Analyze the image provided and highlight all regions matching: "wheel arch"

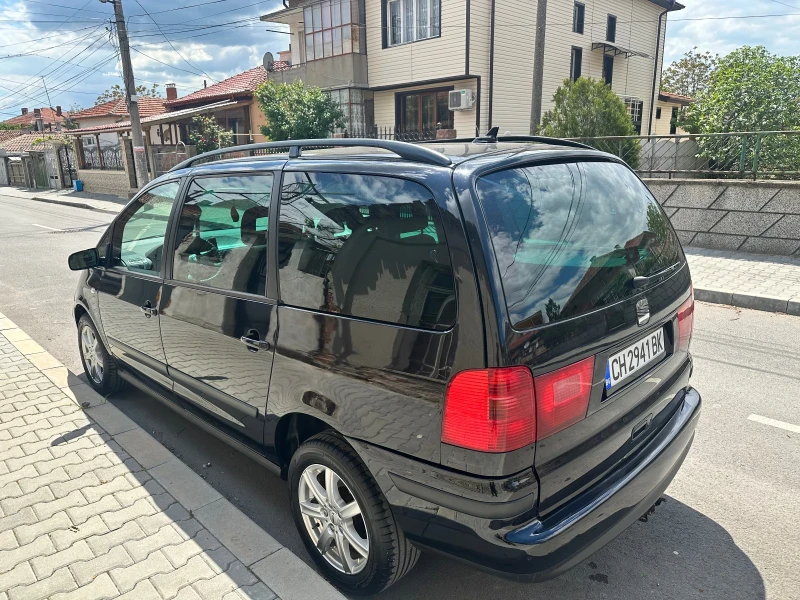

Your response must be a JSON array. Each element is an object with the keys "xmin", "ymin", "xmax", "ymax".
[{"xmin": 274, "ymin": 411, "xmax": 341, "ymax": 476}]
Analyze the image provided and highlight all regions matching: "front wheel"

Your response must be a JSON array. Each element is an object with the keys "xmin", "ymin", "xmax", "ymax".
[
  {"xmin": 77, "ymin": 314, "xmax": 125, "ymax": 395},
  {"xmin": 288, "ymin": 433, "xmax": 420, "ymax": 595}
]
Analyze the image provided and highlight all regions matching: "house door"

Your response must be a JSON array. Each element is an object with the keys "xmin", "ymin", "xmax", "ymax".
[{"xmin": 31, "ymin": 154, "xmax": 48, "ymax": 189}]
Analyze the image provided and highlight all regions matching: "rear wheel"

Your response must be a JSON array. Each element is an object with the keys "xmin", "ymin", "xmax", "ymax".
[
  {"xmin": 288, "ymin": 433, "xmax": 420, "ymax": 595},
  {"xmin": 77, "ymin": 314, "xmax": 125, "ymax": 395}
]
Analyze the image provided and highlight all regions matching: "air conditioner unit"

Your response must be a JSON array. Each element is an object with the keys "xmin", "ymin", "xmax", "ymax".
[{"xmin": 449, "ymin": 89, "xmax": 475, "ymax": 111}]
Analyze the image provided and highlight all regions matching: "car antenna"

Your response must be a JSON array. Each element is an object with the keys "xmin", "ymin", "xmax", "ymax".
[{"xmin": 473, "ymin": 126, "xmax": 499, "ymax": 144}]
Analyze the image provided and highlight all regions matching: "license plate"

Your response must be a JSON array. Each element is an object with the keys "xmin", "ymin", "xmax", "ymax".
[{"xmin": 605, "ymin": 329, "xmax": 665, "ymax": 392}]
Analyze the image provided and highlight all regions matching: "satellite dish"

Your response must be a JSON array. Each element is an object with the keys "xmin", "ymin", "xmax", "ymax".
[{"xmin": 263, "ymin": 52, "xmax": 275, "ymax": 71}]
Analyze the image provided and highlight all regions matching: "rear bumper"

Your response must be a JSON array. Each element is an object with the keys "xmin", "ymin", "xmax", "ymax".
[{"xmin": 348, "ymin": 386, "xmax": 701, "ymax": 581}]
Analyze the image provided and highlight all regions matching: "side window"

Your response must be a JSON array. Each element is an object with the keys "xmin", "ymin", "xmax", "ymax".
[
  {"xmin": 172, "ymin": 174, "xmax": 273, "ymax": 296},
  {"xmin": 96, "ymin": 228, "xmax": 112, "ymax": 263},
  {"xmin": 277, "ymin": 172, "xmax": 455, "ymax": 330},
  {"xmin": 112, "ymin": 181, "xmax": 181, "ymax": 275}
]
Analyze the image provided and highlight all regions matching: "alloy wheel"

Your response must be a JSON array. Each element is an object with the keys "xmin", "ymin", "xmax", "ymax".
[
  {"xmin": 80, "ymin": 325, "xmax": 103, "ymax": 385},
  {"xmin": 297, "ymin": 463, "xmax": 370, "ymax": 575}
]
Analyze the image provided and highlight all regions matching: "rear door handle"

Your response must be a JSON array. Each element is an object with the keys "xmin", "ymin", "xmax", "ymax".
[
  {"xmin": 240, "ymin": 335, "xmax": 271, "ymax": 352},
  {"xmin": 140, "ymin": 301, "xmax": 158, "ymax": 318}
]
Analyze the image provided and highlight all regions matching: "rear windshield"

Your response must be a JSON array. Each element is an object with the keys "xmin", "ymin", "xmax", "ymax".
[{"xmin": 476, "ymin": 160, "xmax": 682, "ymax": 329}]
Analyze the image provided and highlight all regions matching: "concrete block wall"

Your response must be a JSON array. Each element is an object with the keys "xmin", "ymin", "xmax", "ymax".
[
  {"xmin": 645, "ymin": 179, "xmax": 800, "ymax": 256},
  {"xmin": 76, "ymin": 169, "xmax": 136, "ymax": 198}
]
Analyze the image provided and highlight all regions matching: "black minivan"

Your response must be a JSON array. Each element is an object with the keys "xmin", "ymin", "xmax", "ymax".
[{"xmin": 69, "ymin": 136, "xmax": 700, "ymax": 595}]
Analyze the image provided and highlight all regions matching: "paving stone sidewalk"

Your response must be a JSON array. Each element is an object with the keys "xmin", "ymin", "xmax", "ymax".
[
  {"xmin": 685, "ymin": 248, "xmax": 800, "ymax": 315},
  {"xmin": 0, "ymin": 314, "xmax": 345, "ymax": 600},
  {"xmin": 0, "ymin": 187, "xmax": 126, "ymax": 215}
]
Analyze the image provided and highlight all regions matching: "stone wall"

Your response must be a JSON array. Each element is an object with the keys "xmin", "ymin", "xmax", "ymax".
[
  {"xmin": 76, "ymin": 169, "xmax": 135, "ymax": 198},
  {"xmin": 645, "ymin": 179, "xmax": 800, "ymax": 256}
]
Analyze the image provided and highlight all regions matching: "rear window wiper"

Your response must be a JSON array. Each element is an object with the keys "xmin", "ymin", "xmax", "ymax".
[{"xmin": 632, "ymin": 262, "xmax": 680, "ymax": 289}]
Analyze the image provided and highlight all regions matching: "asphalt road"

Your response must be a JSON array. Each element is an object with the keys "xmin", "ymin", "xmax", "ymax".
[{"xmin": 2, "ymin": 191, "xmax": 798, "ymax": 600}]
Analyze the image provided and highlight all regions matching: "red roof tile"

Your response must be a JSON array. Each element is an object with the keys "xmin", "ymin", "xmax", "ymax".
[
  {"xmin": 0, "ymin": 130, "xmax": 23, "ymax": 144},
  {"xmin": 70, "ymin": 97, "xmax": 167, "ymax": 121},
  {"xmin": 659, "ymin": 91, "xmax": 695, "ymax": 103},
  {"xmin": 1, "ymin": 107, "xmax": 68, "ymax": 127},
  {"xmin": 166, "ymin": 66, "xmax": 268, "ymax": 107},
  {"xmin": 0, "ymin": 132, "xmax": 63, "ymax": 153}
]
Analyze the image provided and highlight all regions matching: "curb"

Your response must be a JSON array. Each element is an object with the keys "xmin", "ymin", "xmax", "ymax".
[
  {"xmin": 0, "ymin": 314, "xmax": 346, "ymax": 600},
  {"xmin": 695, "ymin": 287, "xmax": 800, "ymax": 316},
  {"xmin": 30, "ymin": 195, "xmax": 122, "ymax": 215}
]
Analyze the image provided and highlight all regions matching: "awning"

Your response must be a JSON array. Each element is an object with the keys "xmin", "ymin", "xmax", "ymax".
[
  {"xmin": 592, "ymin": 42, "xmax": 652, "ymax": 60},
  {"xmin": 67, "ymin": 100, "xmax": 241, "ymax": 135},
  {"xmin": 259, "ymin": 6, "xmax": 302, "ymax": 25}
]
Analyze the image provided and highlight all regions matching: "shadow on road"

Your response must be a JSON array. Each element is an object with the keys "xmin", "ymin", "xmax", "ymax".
[
  {"xmin": 102, "ymin": 385, "xmax": 765, "ymax": 600},
  {"xmin": 380, "ymin": 496, "xmax": 765, "ymax": 600}
]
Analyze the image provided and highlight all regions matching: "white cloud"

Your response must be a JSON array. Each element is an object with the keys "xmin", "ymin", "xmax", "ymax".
[{"xmin": 664, "ymin": 0, "xmax": 800, "ymax": 63}]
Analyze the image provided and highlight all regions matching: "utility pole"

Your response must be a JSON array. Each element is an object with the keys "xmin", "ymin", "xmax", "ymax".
[
  {"xmin": 101, "ymin": 0, "xmax": 149, "ymax": 187},
  {"xmin": 529, "ymin": 0, "xmax": 547, "ymax": 134}
]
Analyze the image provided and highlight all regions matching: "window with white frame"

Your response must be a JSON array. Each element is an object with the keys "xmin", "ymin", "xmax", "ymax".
[{"xmin": 386, "ymin": 0, "xmax": 441, "ymax": 47}]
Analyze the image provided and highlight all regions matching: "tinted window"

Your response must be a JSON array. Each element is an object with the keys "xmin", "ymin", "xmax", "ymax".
[
  {"xmin": 172, "ymin": 175, "xmax": 273, "ymax": 296},
  {"xmin": 112, "ymin": 181, "xmax": 180, "ymax": 275},
  {"xmin": 277, "ymin": 172, "xmax": 455, "ymax": 329},
  {"xmin": 476, "ymin": 161, "xmax": 682, "ymax": 329}
]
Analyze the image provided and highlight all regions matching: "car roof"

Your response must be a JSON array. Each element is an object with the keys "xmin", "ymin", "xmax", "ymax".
[{"xmin": 164, "ymin": 139, "xmax": 616, "ymax": 181}]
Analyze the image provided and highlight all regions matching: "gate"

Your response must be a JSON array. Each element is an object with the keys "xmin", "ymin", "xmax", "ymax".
[
  {"xmin": 151, "ymin": 143, "xmax": 192, "ymax": 178},
  {"xmin": 58, "ymin": 146, "xmax": 75, "ymax": 187},
  {"xmin": 8, "ymin": 160, "xmax": 26, "ymax": 186},
  {"xmin": 31, "ymin": 153, "xmax": 48, "ymax": 189}
]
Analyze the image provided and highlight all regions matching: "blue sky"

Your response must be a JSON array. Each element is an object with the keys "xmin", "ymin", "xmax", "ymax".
[{"xmin": 0, "ymin": 0, "xmax": 798, "ymax": 120}]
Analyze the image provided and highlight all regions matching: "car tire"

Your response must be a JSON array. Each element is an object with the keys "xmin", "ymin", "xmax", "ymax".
[
  {"xmin": 77, "ymin": 314, "xmax": 126, "ymax": 395},
  {"xmin": 289, "ymin": 432, "xmax": 420, "ymax": 595}
]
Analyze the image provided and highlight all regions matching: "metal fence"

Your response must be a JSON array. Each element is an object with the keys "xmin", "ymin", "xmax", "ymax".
[
  {"xmin": 345, "ymin": 127, "xmax": 443, "ymax": 141},
  {"xmin": 568, "ymin": 131, "xmax": 800, "ymax": 180},
  {"xmin": 82, "ymin": 146, "xmax": 124, "ymax": 171}
]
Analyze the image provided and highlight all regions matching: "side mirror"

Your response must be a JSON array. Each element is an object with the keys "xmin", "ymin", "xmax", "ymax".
[{"xmin": 68, "ymin": 248, "xmax": 100, "ymax": 271}]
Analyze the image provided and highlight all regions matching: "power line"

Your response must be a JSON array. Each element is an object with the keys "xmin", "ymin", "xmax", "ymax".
[
  {"xmin": 128, "ymin": 0, "xmax": 237, "ymax": 17},
  {"xmin": 24, "ymin": 0, "xmax": 108, "ymax": 15},
  {"xmin": 0, "ymin": 25, "xmax": 105, "ymax": 49},
  {"xmin": 132, "ymin": 0, "xmax": 219, "ymax": 83},
  {"xmin": 129, "ymin": 46, "xmax": 208, "ymax": 77}
]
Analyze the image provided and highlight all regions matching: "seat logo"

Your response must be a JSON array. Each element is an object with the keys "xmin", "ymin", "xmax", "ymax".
[{"xmin": 636, "ymin": 298, "xmax": 650, "ymax": 327}]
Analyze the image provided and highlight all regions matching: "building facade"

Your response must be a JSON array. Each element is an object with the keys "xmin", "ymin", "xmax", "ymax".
[{"xmin": 262, "ymin": 0, "xmax": 683, "ymax": 138}]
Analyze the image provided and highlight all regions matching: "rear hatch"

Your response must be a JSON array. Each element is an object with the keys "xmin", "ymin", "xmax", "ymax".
[{"xmin": 474, "ymin": 158, "xmax": 693, "ymax": 516}]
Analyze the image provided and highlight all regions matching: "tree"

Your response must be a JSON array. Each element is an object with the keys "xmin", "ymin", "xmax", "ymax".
[
  {"xmin": 0, "ymin": 123, "xmax": 21, "ymax": 131},
  {"xmin": 95, "ymin": 83, "xmax": 161, "ymax": 105},
  {"xmin": 684, "ymin": 46, "xmax": 800, "ymax": 174},
  {"xmin": 540, "ymin": 77, "xmax": 640, "ymax": 168},
  {"xmin": 187, "ymin": 115, "xmax": 233, "ymax": 154},
  {"xmin": 254, "ymin": 80, "xmax": 345, "ymax": 141},
  {"xmin": 661, "ymin": 47, "xmax": 719, "ymax": 98}
]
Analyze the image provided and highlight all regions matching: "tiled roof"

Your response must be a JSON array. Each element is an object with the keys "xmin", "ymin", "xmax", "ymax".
[
  {"xmin": 1, "ymin": 107, "xmax": 68, "ymax": 127},
  {"xmin": 0, "ymin": 133, "xmax": 62, "ymax": 153},
  {"xmin": 68, "ymin": 100, "xmax": 239, "ymax": 134},
  {"xmin": 166, "ymin": 66, "xmax": 268, "ymax": 107},
  {"xmin": 0, "ymin": 131, "xmax": 23, "ymax": 144},
  {"xmin": 70, "ymin": 97, "xmax": 167, "ymax": 120},
  {"xmin": 659, "ymin": 91, "xmax": 695, "ymax": 103}
]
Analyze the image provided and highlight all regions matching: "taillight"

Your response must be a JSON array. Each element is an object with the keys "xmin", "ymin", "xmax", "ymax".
[
  {"xmin": 442, "ymin": 367, "xmax": 535, "ymax": 453},
  {"xmin": 533, "ymin": 356, "xmax": 595, "ymax": 440},
  {"xmin": 441, "ymin": 357, "xmax": 596, "ymax": 452},
  {"xmin": 678, "ymin": 284, "xmax": 694, "ymax": 351}
]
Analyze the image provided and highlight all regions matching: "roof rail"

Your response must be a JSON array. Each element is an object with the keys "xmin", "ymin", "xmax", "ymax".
[
  {"xmin": 169, "ymin": 138, "xmax": 453, "ymax": 172},
  {"xmin": 491, "ymin": 136, "xmax": 594, "ymax": 150},
  {"xmin": 421, "ymin": 133, "xmax": 594, "ymax": 150}
]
